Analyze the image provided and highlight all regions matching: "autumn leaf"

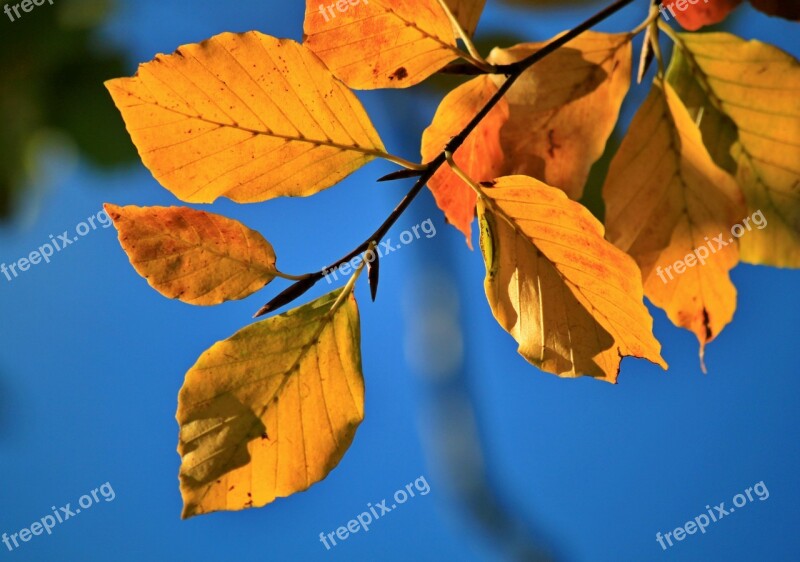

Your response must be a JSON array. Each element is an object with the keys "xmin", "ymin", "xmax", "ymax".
[
  {"xmin": 674, "ymin": 32, "xmax": 800, "ymax": 268},
  {"xmin": 667, "ymin": 0, "xmax": 743, "ymax": 31},
  {"xmin": 477, "ymin": 175, "xmax": 666, "ymax": 382},
  {"xmin": 177, "ymin": 289, "xmax": 364, "ymax": 518},
  {"xmin": 303, "ymin": 0, "xmax": 462, "ymax": 89},
  {"xmin": 106, "ymin": 32, "xmax": 386, "ymax": 204},
  {"xmin": 486, "ymin": 32, "xmax": 632, "ymax": 200},
  {"xmin": 665, "ymin": 46, "xmax": 739, "ymax": 174},
  {"xmin": 105, "ymin": 204, "xmax": 283, "ymax": 305},
  {"xmin": 421, "ymin": 75, "xmax": 508, "ymax": 246},
  {"xmin": 603, "ymin": 81, "xmax": 745, "ymax": 364}
]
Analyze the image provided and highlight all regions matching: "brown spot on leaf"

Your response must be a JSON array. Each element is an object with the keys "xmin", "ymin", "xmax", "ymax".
[
  {"xmin": 702, "ymin": 308, "xmax": 713, "ymax": 340},
  {"xmin": 389, "ymin": 67, "xmax": 408, "ymax": 81},
  {"xmin": 547, "ymin": 129, "xmax": 561, "ymax": 158}
]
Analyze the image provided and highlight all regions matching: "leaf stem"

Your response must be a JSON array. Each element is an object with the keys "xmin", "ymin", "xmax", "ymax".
[
  {"xmin": 631, "ymin": 3, "xmax": 660, "ymax": 36},
  {"xmin": 329, "ymin": 242, "xmax": 373, "ymax": 313},
  {"xmin": 435, "ymin": 0, "xmax": 489, "ymax": 67},
  {"xmin": 371, "ymin": 151, "xmax": 427, "ymax": 171},
  {"xmin": 444, "ymin": 151, "xmax": 484, "ymax": 199},
  {"xmin": 254, "ymin": 0, "xmax": 640, "ymax": 316},
  {"xmin": 273, "ymin": 270, "xmax": 312, "ymax": 282}
]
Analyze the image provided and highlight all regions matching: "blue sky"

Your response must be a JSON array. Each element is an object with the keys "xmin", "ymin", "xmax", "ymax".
[{"xmin": 0, "ymin": 1, "xmax": 798, "ymax": 561}]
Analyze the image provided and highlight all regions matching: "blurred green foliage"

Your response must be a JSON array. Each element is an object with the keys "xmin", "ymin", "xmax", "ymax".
[{"xmin": 0, "ymin": 0, "xmax": 135, "ymax": 220}]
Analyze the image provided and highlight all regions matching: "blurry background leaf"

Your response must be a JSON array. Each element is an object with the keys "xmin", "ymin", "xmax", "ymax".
[{"xmin": 0, "ymin": 0, "xmax": 135, "ymax": 221}]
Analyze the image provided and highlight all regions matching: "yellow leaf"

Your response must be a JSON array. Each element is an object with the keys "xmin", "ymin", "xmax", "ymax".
[
  {"xmin": 105, "ymin": 204, "xmax": 277, "ymax": 305},
  {"xmin": 478, "ymin": 175, "xmax": 666, "ymax": 382},
  {"xmin": 444, "ymin": 0, "xmax": 486, "ymax": 36},
  {"xmin": 177, "ymin": 289, "xmax": 364, "ymax": 518},
  {"xmin": 675, "ymin": 32, "xmax": 800, "ymax": 268},
  {"xmin": 602, "ymin": 81, "xmax": 745, "ymax": 362},
  {"xmin": 421, "ymin": 75, "xmax": 508, "ymax": 246},
  {"xmin": 105, "ymin": 32, "xmax": 386, "ymax": 204},
  {"xmin": 303, "ymin": 0, "xmax": 461, "ymax": 89},
  {"xmin": 666, "ymin": 47, "xmax": 739, "ymax": 175},
  {"xmin": 486, "ymin": 32, "xmax": 632, "ymax": 199}
]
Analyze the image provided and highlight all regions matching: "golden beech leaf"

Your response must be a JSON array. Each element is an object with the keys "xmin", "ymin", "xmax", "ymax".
[
  {"xmin": 603, "ymin": 81, "xmax": 746, "ymax": 363},
  {"xmin": 477, "ymin": 175, "xmax": 667, "ymax": 382},
  {"xmin": 486, "ymin": 32, "xmax": 632, "ymax": 200},
  {"xmin": 105, "ymin": 204, "xmax": 278, "ymax": 305},
  {"xmin": 105, "ymin": 32, "xmax": 386, "ymax": 204},
  {"xmin": 666, "ymin": 47, "xmax": 739, "ymax": 175},
  {"xmin": 177, "ymin": 289, "xmax": 363, "ymax": 518},
  {"xmin": 444, "ymin": 0, "xmax": 487, "ymax": 36},
  {"xmin": 421, "ymin": 75, "xmax": 508, "ymax": 246},
  {"xmin": 303, "ymin": 0, "xmax": 461, "ymax": 89},
  {"xmin": 675, "ymin": 32, "xmax": 800, "ymax": 268}
]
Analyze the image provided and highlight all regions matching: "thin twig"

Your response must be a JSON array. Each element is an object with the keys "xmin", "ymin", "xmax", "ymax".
[{"xmin": 435, "ymin": 0, "xmax": 489, "ymax": 67}]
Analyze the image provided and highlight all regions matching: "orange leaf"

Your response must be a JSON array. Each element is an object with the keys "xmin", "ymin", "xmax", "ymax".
[
  {"xmin": 106, "ymin": 32, "xmax": 386, "ymax": 204},
  {"xmin": 665, "ymin": 0, "xmax": 744, "ymax": 31},
  {"xmin": 487, "ymin": 32, "xmax": 632, "ymax": 200},
  {"xmin": 421, "ymin": 75, "xmax": 508, "ymax": 246},
  {"xmin": 603, "ymin": 81, "xmax": 746, "ymax": 366},
  {"xmin": 105, "ymin": 204, "xmax": 278, "ymax": 305},
  {"xmin": 478, "ymin": 176, "xmax": 666, "ymax": 382},
  {"xmin": 303, "ymin": 0, "xmax": 461, "ymax": 89}
]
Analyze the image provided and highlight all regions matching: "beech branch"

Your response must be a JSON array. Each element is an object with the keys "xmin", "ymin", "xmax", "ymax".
[{"xmin": 254, "ymin": 0, "xmax": 638, "ymax": 318}]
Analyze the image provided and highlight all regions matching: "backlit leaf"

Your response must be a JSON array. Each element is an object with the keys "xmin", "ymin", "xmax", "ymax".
[
  {"xmin": 677, "ymin": 32, "xmax": 800, "ymax": 267},
  {"xmin": 666, "ymin": 47, "xmax": 739, "ymax": 174},
  {"xmin": 303, "ymin": 0, "xmax": 461, "ymax": 89},
  {"xmin": 478, "ymin": 175, "xmax": 666, "ymax": 382},
  {"xmin": 105, "ymin": 204, "xmax": 278, "ymax": 305},
  {"xmin": 421, "ymin": 75, "xmax": 508, "ymax": 246},
  {"xmin": 603, "ymin": 81, "xmax": 745, "ymax": 362},
  {"xmin": 486, "ymin": 32, "xmax": 632, "ymax": 199},
  {"xmin": 106, "ymin": 32, "xmax": 386, "ymax": 204},
  {"xmin": 177, "ymin": 289, "xmax": 364, "ymax": 518}
]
